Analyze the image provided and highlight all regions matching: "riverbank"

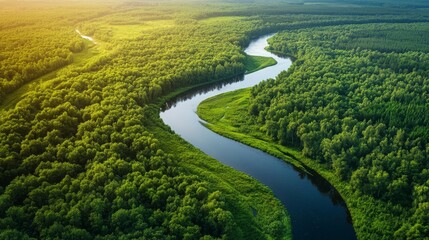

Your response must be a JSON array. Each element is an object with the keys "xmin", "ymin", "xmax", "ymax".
[
  {"xmin": 161, "ymin": 34, "xmax": 356, "ymax": 240},
  {"xmin": 244, "ymin": 55, "xmax": 277, "ymax": 74},
  {"xmin": 155, "ymin": 40, "xmax": 292, "ymax": 239},
  {"xmin": 157, "ymin": 54, "xmax": 276, "ymax": 108},
  {"xmin": 196, "ymin": 87, "xmax": 405, "ymax": 240},
  {"xmin": 197, "ymin": 89, "xmax": 306, "ymax": 169}
]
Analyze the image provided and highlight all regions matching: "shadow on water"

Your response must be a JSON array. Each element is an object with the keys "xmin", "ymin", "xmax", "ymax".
[
  {"xmin": 294, "ymin": 164, "xmax": 353, "ymax": 223},
  {"xmin": 166, "ymin": 78, "xmax": 354, "ymax": 224},
  {"xmin": 160, "ymin": 33, "xmax": 356, "ymax": 240},
  {"xmin": 162, "ymin": 75, "xmax": 245, "ymax": 111}
]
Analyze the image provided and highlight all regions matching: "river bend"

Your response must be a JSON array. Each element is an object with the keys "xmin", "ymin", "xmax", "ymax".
[{"xmin": 160, "ymin": 34, "xmax": 357, "ymax": 240}]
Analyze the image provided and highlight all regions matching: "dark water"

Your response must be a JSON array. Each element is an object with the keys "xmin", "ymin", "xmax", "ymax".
[{"xmin": 160, "ymin": 35, "xmax": 357, "ymax": 240}]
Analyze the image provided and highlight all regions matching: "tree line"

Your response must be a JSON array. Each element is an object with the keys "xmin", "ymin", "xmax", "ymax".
[
  {"xmin": 2, "ymin": 1, "xmax": 429, "ymax": 239},
  {"xmin": 250, "ymin": 23, "xmax": 429, "ymax": 239},
  {"xmin": 0, "ymin": 3, "xmax": 294, "ymax": 239}
]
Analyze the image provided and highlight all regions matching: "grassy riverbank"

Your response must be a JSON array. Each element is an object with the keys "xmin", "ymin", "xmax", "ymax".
[
  {"xmin": 197, "ymin": 89, "xmax": 307, "ymax": 169},
  {"xmin": 197, "ymin": 88, "xmax": 407, "ymax": 240},
  {"xmin": 244, "ymin": 55, "xmax": 277, "ymax": 73},
  {"xmin": 154, "ymin": 53, "xmax": 292, "ymax": 240},
  {"xmin": 3, "ymin": 1, "xmax": 427, "ymax": 239},
  {"xmin": 0, "ymin": 4, "xmax": 293, "ymax": 238}
]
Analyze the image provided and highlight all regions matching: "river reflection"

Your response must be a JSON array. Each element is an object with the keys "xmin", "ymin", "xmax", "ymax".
[
  {"xmin": 162, "ymin": 76, "xmax": 245, "ymax": 111},
  {"xmin": 160, "ymin": 34, "xmax": 356, "ymax": 240}
]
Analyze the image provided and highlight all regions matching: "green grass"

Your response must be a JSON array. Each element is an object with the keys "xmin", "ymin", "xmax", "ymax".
[
  {"xmin": 149, "ymin": 93, "xmax": 293, "ymax": 239},
  {"xmin": 244, "ymin": 55, "xmax": 277, "ymax": 73},
  {"xmin": 197, "ymin": 88, "xmax": 405, "ymax": 240},
  {"xmin": 148, "ymin": 120, "xmax": 292, "ymax": 239},
  {"xmin": 197, "ymin": 89, "xmax": 306, "ymax": 170},
  {"xmin": 0, "ymin": 41, "xmax": 99, "ymax": 111}
]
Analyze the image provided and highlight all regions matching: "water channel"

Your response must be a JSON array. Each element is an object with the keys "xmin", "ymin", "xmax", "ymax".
[{"xmin": 160, "ymin": 34, "xmax": 357, "ymax": 240}]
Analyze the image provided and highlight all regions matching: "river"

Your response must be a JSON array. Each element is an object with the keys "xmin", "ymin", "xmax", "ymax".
[
  {"xmin": 76, "ymin": 29, "xmax": 96, "ymax": 44},
  {"xmin": 160, "ymin": 34, "xmax": 357, "ymax": 240}
]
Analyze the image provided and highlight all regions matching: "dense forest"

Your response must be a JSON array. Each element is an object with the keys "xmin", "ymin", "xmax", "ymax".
[
  {"xmin": 1, "ymin": 0, "xmax": 429, "ymax": 239},
  {"xmin": 0, "ymin": 13, "xmax": 85, "ymax": 100},
  {"xmin": 0, "ymin": 3, "xmax": 292, "ymax": 239},
  {"xmin": 244, "ymin": 23, "xmax": 429, "ymax": 239}
]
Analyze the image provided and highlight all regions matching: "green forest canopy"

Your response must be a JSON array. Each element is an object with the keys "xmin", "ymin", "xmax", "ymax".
[
  {"xmin": 248, "ymin": 22, "xmax": 429, "ymax": 239},
  {"xmin": 0, "ymin": 0, "xmax": 429, "ymax": 239}
]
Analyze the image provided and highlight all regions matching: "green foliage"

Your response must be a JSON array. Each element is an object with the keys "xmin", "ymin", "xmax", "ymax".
[
  {"xmin": 2, "ymin": 1, "xmax": 429, "ymax": 239},
  {"xmin": 248, "ymin": 23, "xmax": 429, "ymax": 239},
  {"xmin": 244, "ymin": 55, "xmax": 277, "ymax": 73},
  {"xmin": 0, "ymin": 2, "xmax": 296, "ymax": 239},
  {"xmin": 0, "ymin": 9, "xmax": 92, "ymax": 101},
  {"xmin": 331, "ymin": 23, "xmax": 429, "ymax": 53}
]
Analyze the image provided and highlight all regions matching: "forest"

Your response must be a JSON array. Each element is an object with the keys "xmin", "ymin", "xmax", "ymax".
[
  {"xmin": 1, "ymin": 0, "xmax": 429, "ymax": 239},
  {"xmin": 199, "ymin": 22, "xmax": 429, "ymax": 239},
  {"xmin": 259, "ymin": 23, "xmax": 429, "ymax": 239}
]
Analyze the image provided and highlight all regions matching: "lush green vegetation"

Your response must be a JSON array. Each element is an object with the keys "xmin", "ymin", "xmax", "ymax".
[
  {"xmin": 244, "ymin": 55, "xmax": 277, "ymax": 73},
  {"xmin": 199, "ymin": 22, "xmax": 429, "ymax": 239},
  {"xmin": 0, "ymin": 2, "xmax": 294, "ymax": 239},
  {"xmin": 2, "ymin": 0, "xmax": 429, "ymax": 239},
  {"xmin": 0, "ymin": 41, "xmax": 99, "ymax": 111},
  {"xmin": 197, "ymin": 89, "xmax": 307, "ymax": 168},
  {"xmin": 334, "ymin": 24, "xmax": 429, "ymax": 53},
  {"xmin": 0, "ymin": 10, "xmax": 88, "ymax": 101}
]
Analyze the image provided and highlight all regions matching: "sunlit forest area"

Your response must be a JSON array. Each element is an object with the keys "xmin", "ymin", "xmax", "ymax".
[
  {"xmin": 250, "ymin": 23, "xmax": 429, "ymax": 239},
  {"xmin": 1, "ymin": 0, "xmax": 428, "ymax": 239}
]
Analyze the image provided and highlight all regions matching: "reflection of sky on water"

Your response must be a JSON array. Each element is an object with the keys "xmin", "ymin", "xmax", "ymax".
[{"xmin": 161, "ymin": 34, "xmax": 356, "ymax": 240}]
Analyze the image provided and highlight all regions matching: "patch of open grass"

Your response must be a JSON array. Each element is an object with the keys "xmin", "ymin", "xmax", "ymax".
[
  {"xmin": 244, "ymin": 55, "xmax": 277, "ymax": 73},
  {"xmin": 197, "ymin": 88, "xmax": 306, "ymax": 170}
]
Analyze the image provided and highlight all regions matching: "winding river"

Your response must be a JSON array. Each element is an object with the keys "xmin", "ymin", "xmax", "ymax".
[
  {"xmin": 160, "ymin": 34, "xmax": 357, "ymax": 240},
  {"xmin": 76, "ymin": 29, "xmax": 97, "ymax": 44}
]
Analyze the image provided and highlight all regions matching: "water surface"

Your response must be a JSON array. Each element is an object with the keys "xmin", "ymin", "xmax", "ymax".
[
  {"xmin": 160, "ymin": 35, "xmax": 356, "ymax": 240},
  {"xmin": 76, "ymin": 29, "xmax": 96, "ymax": 44}
]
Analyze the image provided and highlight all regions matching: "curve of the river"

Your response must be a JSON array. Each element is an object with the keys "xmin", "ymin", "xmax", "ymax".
[
  {"xmin": 76, "ymin": 29, "xmax": 97, "ymax": 44},
  {"xmin": 160, "ymin": 34, "xmax": 357, "ymax": 240}
]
